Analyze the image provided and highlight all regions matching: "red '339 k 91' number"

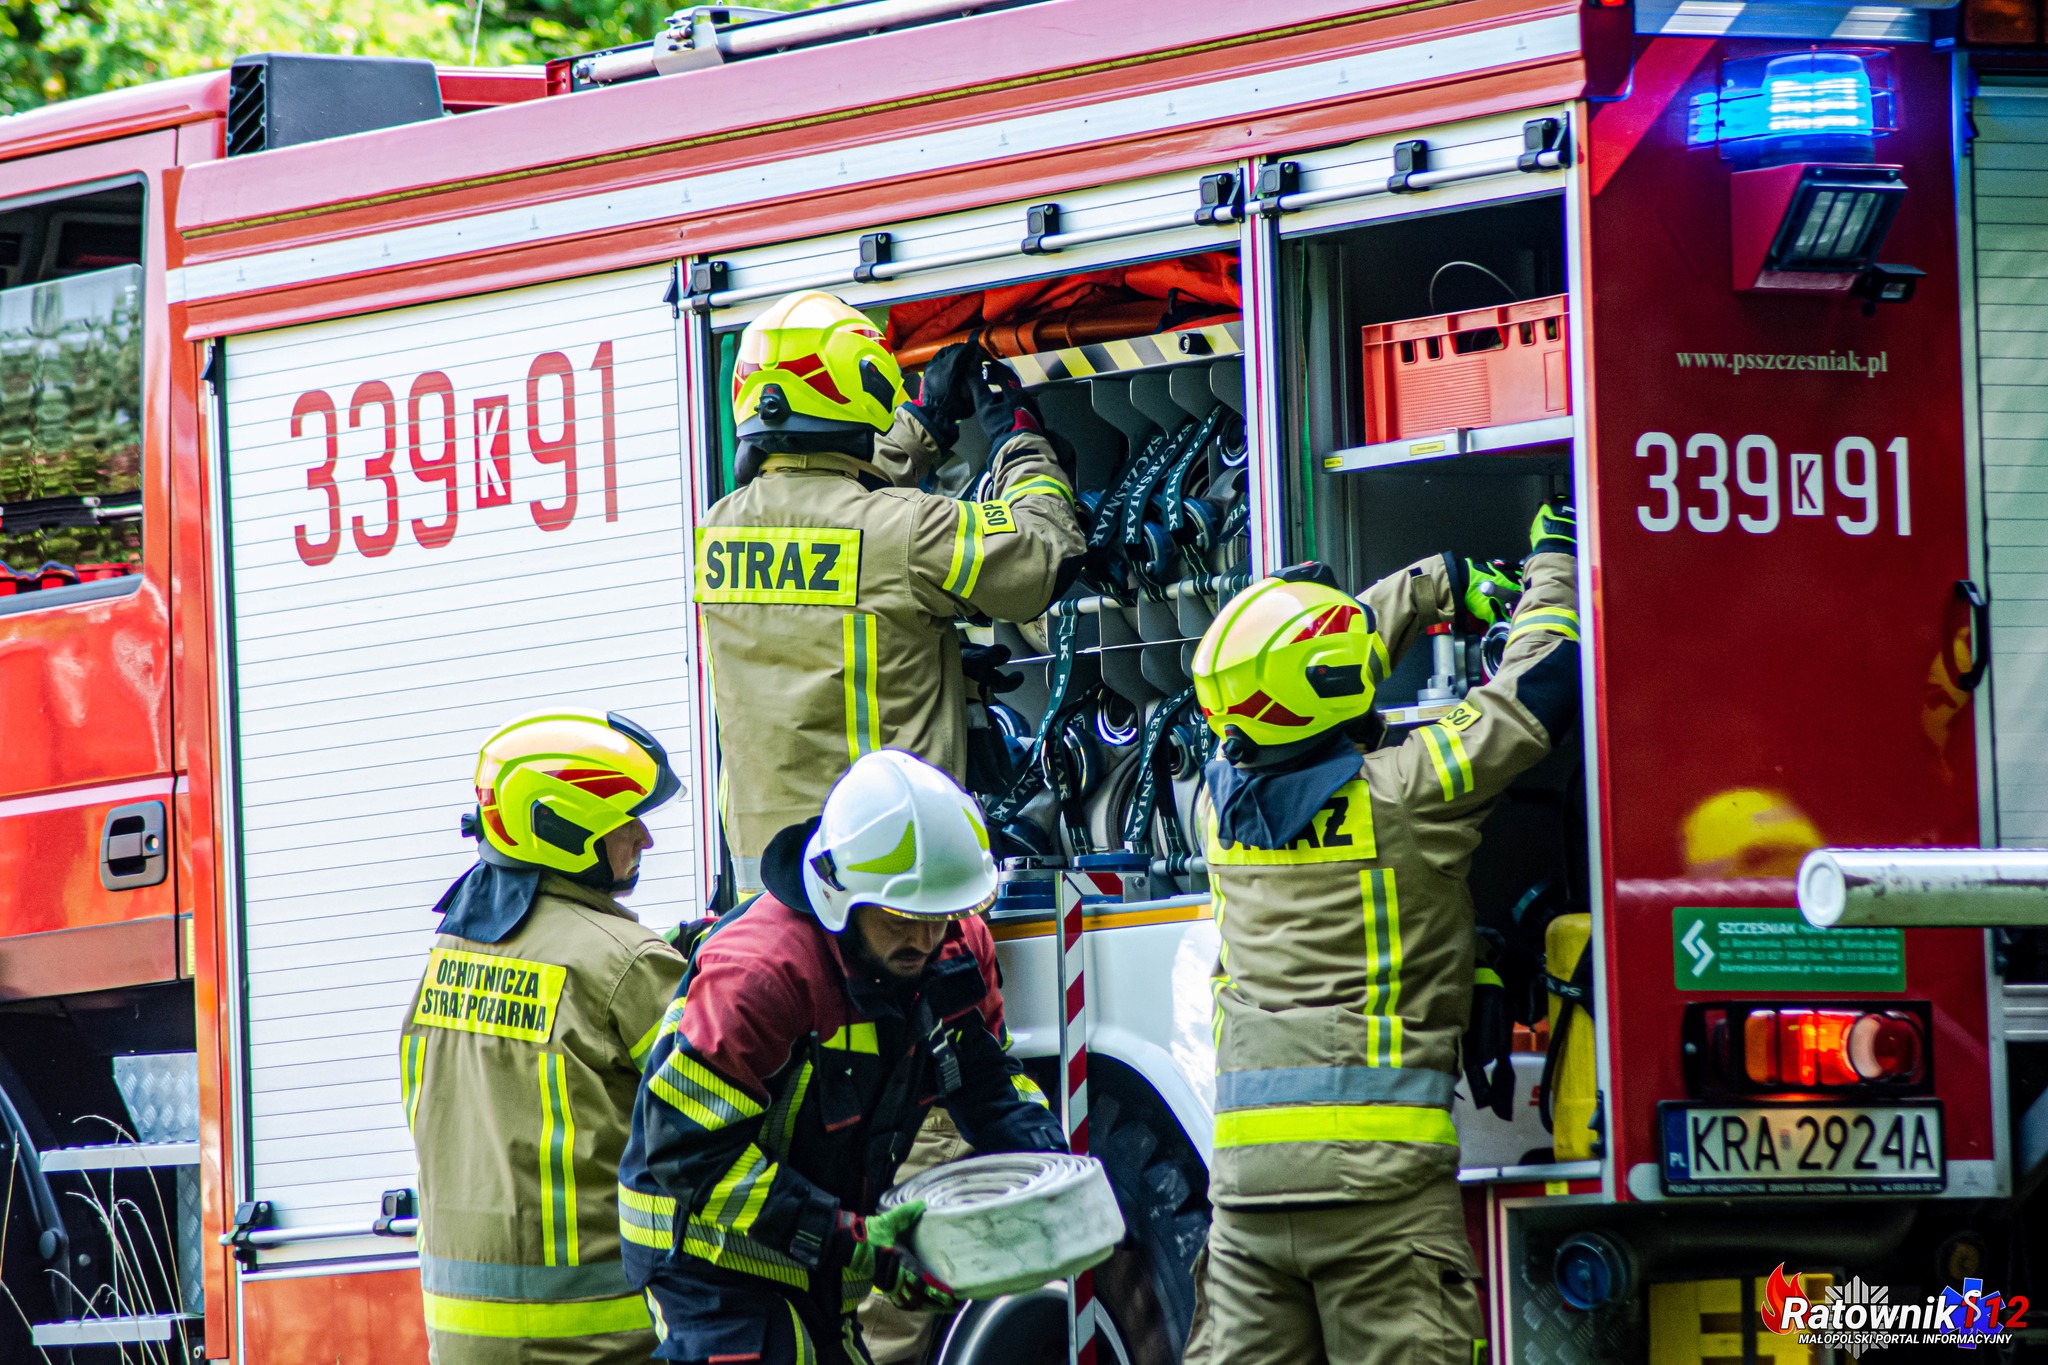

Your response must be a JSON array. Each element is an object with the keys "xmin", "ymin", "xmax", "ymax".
[{"xmin": 292, "ymin": 342, "xmax": 618, "ymax": 567}]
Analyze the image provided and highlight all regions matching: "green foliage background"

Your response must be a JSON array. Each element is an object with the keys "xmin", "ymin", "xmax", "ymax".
[{"xmin": 0, "ymin": 0, "xmax": 814, "ymax": 114}]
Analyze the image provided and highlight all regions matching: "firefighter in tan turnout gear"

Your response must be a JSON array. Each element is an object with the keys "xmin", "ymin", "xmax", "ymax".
[
  {"xmin": 1187, "ymin": 501, "xmax": 1581, "ymax": 1365},
  {"xmin": 402, "ymin": 709, "xmax": 689, "ymax": 1363},
  {"xmin": 700, "ymin": 290, "xmax": 1081, "ymax": 1361},
  {"xmin": 700, "ymin": 289, "xmax": 1083, "ymax": 894}
]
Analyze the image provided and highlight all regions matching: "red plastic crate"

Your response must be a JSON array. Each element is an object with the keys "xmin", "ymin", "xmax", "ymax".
[{"xmin": 1360, "ymin": 294, "xmax": 1570, "ymax": 442}]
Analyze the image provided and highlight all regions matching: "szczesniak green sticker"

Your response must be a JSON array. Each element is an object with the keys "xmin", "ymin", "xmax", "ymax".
[{"xmin": 1672, "ymin": 907, "xmax": 1904, "ymax": 992}]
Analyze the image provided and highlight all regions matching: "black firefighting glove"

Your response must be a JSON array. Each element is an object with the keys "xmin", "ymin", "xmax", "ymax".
[
  {"xmin": 1528, "ymin": 497, "xmax": 1576, "ymax": 558},
  {"xmin": 906, "ymin": 341, "xmax": 986, "ymax": 450},
  {"xmin": 974, "ymin": 355, "xmax": 1044, "ymax": 465},
  {"xmin": 878, "ymin": 1243, "xmax": 960, "ymax": 1314},
  {"xmin": 960, "ymin": 641, "xmax": 1023, "ymax": 696},
  {"xmin": 1464, "ymin": 957, "xmax": 1516, "ymax": 1121}
]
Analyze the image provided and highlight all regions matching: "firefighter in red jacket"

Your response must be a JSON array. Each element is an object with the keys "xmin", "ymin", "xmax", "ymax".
[{"xmin": 617, "ymin": 751, "xmax": 1066, "ymax": 1365}]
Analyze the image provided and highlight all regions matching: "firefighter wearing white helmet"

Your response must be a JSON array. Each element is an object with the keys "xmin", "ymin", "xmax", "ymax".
[
  {"xmin": 1182, "ymin": 502, "xmax": 1581, "ymax": 1365},
  {"xmin": 617, "ymin": 751, "xmax": 1065, "ymax": 1365},
  {"xmin": 701, "ymin": 289, "xmax": 1083, "ymax": 895},
  {"xmin": 401, "ymin": 708, "xmax": 688, "ymax": 1365}
]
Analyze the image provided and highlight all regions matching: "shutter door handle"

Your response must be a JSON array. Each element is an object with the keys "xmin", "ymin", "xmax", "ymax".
[
  {"xmin": 1957, "ymin": 579, "xmax": 1990, "ymax": 693},
  {"xmin": 101, "ymin": 801, "xmax": 167, "ymax": 891}
]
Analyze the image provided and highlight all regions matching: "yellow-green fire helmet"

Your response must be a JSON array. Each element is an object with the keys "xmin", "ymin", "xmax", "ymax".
[
  {"xmin": 1190, "ymin": 567, "xmax": 1390, "ymax": 754},
  {"xmin": 731, "ymin": 290, "xmax": 908, "ymax": 438},
  {"xmin": 471, "ymin": 708, "xmax": 680, "ymax": 876}
]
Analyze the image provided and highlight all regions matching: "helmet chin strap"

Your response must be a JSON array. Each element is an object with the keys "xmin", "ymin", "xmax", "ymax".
[
  {"xmin": 472, "ymin": 808, "xmax": 623, "ymax": 891},
  {"xmin": 1225, "ymin": 726, "xmax": 1355, "ymax": 772}
]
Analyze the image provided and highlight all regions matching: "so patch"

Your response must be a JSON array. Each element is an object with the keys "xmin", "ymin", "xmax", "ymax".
[
  {"xmin": 696, "ymin": 526, "xmax": 861, "ymax": 606},
  {"xmin": 414, "ymin": 948, "xmax": 567, "ymax": 1043},
  {"xmin": 1442, "ymin": 698, "xmax": 1482, "ymax": 731}
]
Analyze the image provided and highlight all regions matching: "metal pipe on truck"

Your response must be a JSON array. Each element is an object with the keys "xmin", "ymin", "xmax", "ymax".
[
  {"xmin": 1798, "ymin": 847, "xmax": 2048, "ymax": 928},
  {"xmin": 583, "ymin": 0, "xmax": 1013, "ymax": 85}
]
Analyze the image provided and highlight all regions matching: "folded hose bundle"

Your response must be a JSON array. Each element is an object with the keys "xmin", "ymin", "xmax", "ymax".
[{"xmin": 881, "ymin": 1152, "xmax": 1126, "ymax": 1300}]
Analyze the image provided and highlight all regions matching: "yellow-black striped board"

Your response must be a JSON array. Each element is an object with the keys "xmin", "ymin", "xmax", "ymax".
[{"xmin": 1009, "ymin": 321, "xmax": 1243, "ymax": 387}]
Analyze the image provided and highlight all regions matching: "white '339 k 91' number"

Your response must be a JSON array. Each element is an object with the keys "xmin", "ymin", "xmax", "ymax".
[{"xmin": 1635, "ymin": 432, "xmax": 1911, "ymax": 537}]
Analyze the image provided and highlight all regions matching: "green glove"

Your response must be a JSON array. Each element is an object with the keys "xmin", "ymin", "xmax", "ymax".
[
  {"xmin": 864, "ymin": 1199, "xmax": 925, "ymax": 1251},
  {"xmin": 1529, "ymin": 498, "xmax": 1576, "ymax": 558},
  {"xmin": 863, "ymin": 1199, "xmax": 957, "ymax": 1313},
  {"xmin": 1462, "ymin": 559, "xmax": 1521, "ymax": 628}
]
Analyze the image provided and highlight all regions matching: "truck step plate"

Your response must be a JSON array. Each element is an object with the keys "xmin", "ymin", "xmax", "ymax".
[{"xmin": 1659, "ymin": 1100, "xmax": 1944, "ymax": 1196}]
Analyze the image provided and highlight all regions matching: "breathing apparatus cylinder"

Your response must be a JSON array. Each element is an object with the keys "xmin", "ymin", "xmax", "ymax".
[{"xmin": 1543, "ymin": 911, "xmax": 1600, "ymax": 1161}]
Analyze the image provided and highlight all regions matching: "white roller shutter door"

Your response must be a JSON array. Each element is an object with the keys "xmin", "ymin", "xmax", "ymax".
[
  {"xmin": 1974, "ymin": 83, "xmax": 2048, "ymax": 847},
  {"xmin": 220, "ymin": 266, "xmax": 700, "ymax": 1264}
]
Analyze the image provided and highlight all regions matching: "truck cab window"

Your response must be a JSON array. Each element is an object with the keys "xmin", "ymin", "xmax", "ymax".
[{"xmin": 0, "ymin": 181, "xmax": 144, "ymax": 606}]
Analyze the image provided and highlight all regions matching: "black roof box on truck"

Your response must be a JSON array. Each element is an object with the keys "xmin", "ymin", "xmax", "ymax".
[{"xmin": 226, "ymin": 53, "xmax": 443, "ymax": 157}]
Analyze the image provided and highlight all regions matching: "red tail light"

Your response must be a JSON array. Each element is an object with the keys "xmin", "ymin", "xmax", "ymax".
[
  {"xmin": 1847, "ymin": 1011, "xmax": 1925, "ymax": 1080},
  {"xmin": 1689, "ymin": 1002, "xmax": 1931, "ymax": 1096},
  {"xmin": 1745, "ymin": 1009, "xmax": 1854, "ymax": 1086}
]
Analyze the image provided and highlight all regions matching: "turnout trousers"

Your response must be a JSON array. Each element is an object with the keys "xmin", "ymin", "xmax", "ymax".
[
  {"xmin": 645, "ymin": 1263, "xmax": 873, "ymax": 1365},
  {"xmin": 1196, "ymin": 1176, "xmax": 1484, "ymax": 1365},
  {"xmin": 856, "ymin": 1107, "xmax": 972, "ymax": 1364}
]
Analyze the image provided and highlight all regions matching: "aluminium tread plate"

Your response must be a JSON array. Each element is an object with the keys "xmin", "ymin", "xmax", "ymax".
[
  {"xmin": 32, "ymin": 1314, "xmax": 194, "ymax": 1346},
  {"xmin": 39, "ymin": 1142, "xmax": 200, "ymax": 1172},
  {"xmin": 219, "ymin": 266, "xmax": 701, "ymax": 1261}
]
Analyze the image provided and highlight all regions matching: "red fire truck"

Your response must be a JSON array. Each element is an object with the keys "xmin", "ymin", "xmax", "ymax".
[{"xmin": 2, "ymin": 0, "xmax": 2045, "ymax": 1359}]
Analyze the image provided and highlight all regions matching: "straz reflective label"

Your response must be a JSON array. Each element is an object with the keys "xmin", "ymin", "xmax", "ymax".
[
  {"xmin": 696, "ymin": 527, "xmax": 861, "ymax": 606},
  {"xmin": 414, "ymin": 948, "xmax": 568, "ymax": 1043},
  {"xmin": 1205, "ymin": 777, "xmax": 1378, "ymax": 865}
]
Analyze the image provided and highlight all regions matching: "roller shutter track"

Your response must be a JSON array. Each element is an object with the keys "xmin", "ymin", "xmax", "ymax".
[{"xmin": 1975, "ymin": 84, "xmax": 2048, "ymax": 847}]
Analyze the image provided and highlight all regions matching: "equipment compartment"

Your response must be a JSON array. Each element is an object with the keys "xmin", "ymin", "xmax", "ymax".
[
  {"xmin": 695, "ymin": 247, "xmax": 1248, "ymax": 899},
  {"xmin": 915, "ymin": 250, "xmax": 1248, "ymax": 897},
  {"xmin": 1279, "ymin": 194, "xmax": 1590, "ymax": 1166},
  {"xmin": 1281, "ymin": 195, "xmax": 1571, "ymax": 688}
]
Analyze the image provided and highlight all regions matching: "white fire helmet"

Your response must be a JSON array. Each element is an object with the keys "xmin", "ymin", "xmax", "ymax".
[{"xmin": 801, "ymin": 750, "xmax": 998, "ymax": 933}]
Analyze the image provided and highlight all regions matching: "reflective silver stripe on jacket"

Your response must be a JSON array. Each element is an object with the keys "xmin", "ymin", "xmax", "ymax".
[
  {"xmin": 419, "ymin": 1252, "xmax": 637, "ymax": 1301},
  {"xmin": 1214, "ymin": 1064, "xmax": 1457, "ymax": 1111}
]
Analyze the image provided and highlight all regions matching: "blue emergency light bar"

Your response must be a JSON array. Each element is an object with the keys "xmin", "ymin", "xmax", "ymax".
[{"xmin": 1689, "ymin": 49, "xmax": 1897, "ymax": 161}]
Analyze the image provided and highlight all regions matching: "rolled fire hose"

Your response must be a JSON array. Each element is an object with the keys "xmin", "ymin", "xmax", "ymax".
[
  {"xmin": 1799, "ymin": 847, "xmax": 2048, "ymax": 928},
  {"xmin": 881, "ymin": 1152, "xmax": 1126, "ymax": 1300}
]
